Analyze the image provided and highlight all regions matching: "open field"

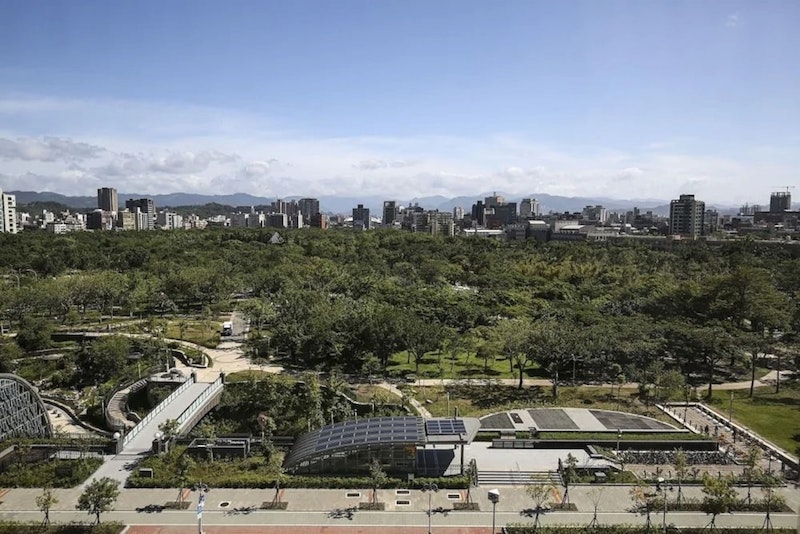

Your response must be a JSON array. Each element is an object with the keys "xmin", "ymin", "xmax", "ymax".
[{"xmin": 707, "ymin": 381, "xmax": 800, "ymax": 453}]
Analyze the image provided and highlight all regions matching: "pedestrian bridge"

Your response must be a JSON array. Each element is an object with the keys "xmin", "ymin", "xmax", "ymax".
[{"xmin": 83, "ymin": 372, "xmax": 225, "ymax": 486}]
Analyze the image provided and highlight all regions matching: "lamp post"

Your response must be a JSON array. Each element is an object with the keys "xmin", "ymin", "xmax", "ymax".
[
  {"xmin": 616, "ymin": 428, "xmax": 622, "ymax": 456},
  {"xmin": 488, "ymin": 489, "xmax": 500, "ymax": 534},
  {"xmin": 193, "ymin": 482, "xmax": 210, "ymax": 534},
  {"xmin": 683, "ymin": 385, "xmax": 690, "ymax": 423},
  {"xmin": 422, "ymin": 483, "xmax": 439, "ymax": 534}
]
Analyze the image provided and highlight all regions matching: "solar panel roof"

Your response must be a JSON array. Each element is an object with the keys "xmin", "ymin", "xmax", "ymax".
[
  {"xmin": 284, "ymin": 416, "xmax": 425, "ymax": 469},
  {"xmin": 425, "ymin": 419, "xmax": 467, "ymax": 436}
]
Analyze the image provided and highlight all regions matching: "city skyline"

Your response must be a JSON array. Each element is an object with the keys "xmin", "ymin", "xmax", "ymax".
[{"xmin": 1, "ymin": 1, "xmax": 798, "ymax": 203}]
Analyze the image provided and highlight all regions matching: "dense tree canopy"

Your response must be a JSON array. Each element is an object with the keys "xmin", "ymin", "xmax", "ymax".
[{"xmin": 1, "ymin": 228, "xmax": 797, "ymax": 390}]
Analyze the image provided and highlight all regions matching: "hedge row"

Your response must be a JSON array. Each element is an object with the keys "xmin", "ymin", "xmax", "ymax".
[
  {"xmin": 643, "ymin": 498, "xmax": 792, "ymax": 514},
  {"xmin": 0, "ymin": 523, "xmax": 124, "ymax": 534},
  {"xmin": 128, "ymin": 473, "xmax": 470, "ymax": 490}
]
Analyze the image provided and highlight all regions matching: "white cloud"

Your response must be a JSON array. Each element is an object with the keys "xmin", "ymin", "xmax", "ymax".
[
  {"xmin": 0, "ymin": 136, "xmax": 105, "ymax": 162},
  {"xmin": 0, "ymin": 94, "xmax": 795, "ymax": 207},
  {"xmin": 353, "ymin": 159, "xmax": 417, "ymax": 170},
  {"xmin": 726, "ymin": 12, "xmax": 742, "ymax": 28}
]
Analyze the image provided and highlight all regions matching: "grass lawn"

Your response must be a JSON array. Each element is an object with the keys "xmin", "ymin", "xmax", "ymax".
[
  {"xmin": 350, "ymin": 384, "xmax": 402, "ymax": 404},
  {"xmin": 407, "ymin": 383, "xmax": 671, "ymax": 422},
  {"xmin": 707, "ymin": 381, "xmax": 800, "ymax": 454},
  {"xmin": 165, "ymin": 319, "xmax": 220, "ymax": 348},
  {"xmin": 386, "ymin": 350, "xmax": 544, "ymax": 381}
]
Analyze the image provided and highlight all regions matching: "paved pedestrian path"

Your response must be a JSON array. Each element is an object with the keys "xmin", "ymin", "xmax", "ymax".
[{"xmin": 0, "ymin": 485, "xmax": 797, "ymax": 530}]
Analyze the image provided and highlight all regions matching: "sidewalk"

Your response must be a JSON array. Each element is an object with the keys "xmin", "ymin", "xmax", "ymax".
[{"xmin": 0, "ymin": 485, "xmax": 797, "ymax": 530}]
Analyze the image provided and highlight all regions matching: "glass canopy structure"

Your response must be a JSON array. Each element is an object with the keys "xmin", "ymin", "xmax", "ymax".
[{"xmin": 284, "ymin": 416, "xmax": 480, "ymax": 476}]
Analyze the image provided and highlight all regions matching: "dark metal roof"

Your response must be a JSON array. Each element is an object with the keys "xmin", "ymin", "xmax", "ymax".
[{"xmin": 284, "ymin": 416, "xmax": 425, "ymax": 469}]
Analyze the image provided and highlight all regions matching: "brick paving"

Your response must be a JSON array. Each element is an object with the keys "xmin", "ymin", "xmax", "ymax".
[{"xmin": 128, "ymin": 528, "xmax": 494, "ymax": 534}]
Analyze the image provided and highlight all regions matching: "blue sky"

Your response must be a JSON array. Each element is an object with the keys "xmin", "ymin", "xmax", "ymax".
[{"xmin": 0, "ymin": 0, "xmax": 797, "ymax": 204}]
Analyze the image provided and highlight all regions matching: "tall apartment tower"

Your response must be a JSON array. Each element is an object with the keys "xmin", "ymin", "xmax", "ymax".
[
  {"xmin": 669, "ymin": 194, "xmax": 705, "ymax": 238},
  {"xmin": 298, "ymin": 198, "xmax": 320, "ymax": 221},
  {"xmin": 382, "ymin": 200, "xmax": 398, "ymax": 226},
  {"xmin": 97, "ymin": 187, "xmax": 119, "ymax": 213},
  {"xmin": 352, "ymin": 204, "xmax": 370, "ymax": 230},
  {"xmin": 769, "ymin": 192, "xmax": 792, "ymax": 213},
  {"xmin": 125, "ymin": 198, "xmax": 156, "ymax": 230},
  {"xmin": 0, "ymin": 189, "xmax": 18, "ymax": 234},
  {"xmin": 519, "ymin": 198, "xmax": 540, "ymax": 219}
]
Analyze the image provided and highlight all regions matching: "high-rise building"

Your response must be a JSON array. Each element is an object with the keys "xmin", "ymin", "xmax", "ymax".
[
  {"xmin": 309, "ymin": 213, "xmax": 328, "ymax": 229},
  {"xmin": 382, "ymin": 201, "xmax": 398, "ymax": 226},
  {"xmin": 520, "ymin": 198, "xmax": 540, "ymax": 219},
  {"xmin": 582, "ymin": 205, "xmax": 608, "ymax": 224},
  {"xmin": 352, "ymin": 204, "xmax": 370, "ymax": 230},
  {"xmin": 125, "ymin": 198, "xmax": 156, "ymax": 230},
  {"xmin": 669, "ymin": 194, "xmax": 705, "ymax": 238},
  {"xmin": 298, "ymin": 198, "xmax": 320, "ymax": 221},
  {"xmin": 0, "ymin": 189, "xmax": 18, "ymax": 234},
  {"xmin": 157, "ymin": 211, "xmax": 183, "ymax": 230},
  {"xmin": 770, "ymin": 192, "xmax": 792, "ymax": 213},
  {"xmin": 470, "ymin": 201, "xmax": 485, "ymax": 226},
  {"xmin": 97, "ymin": 187, "xmax": 118, "ymax": 213},
  {"xmin": 484, "ymin": 192, "xmax": 505, "ymax": 210},
  {"xmin": 86, "ymin": 210, "xmax": 115, "ymax": 230},
  {"xmin": 452, "ymin": 206, "xmax": 464, "ymax": 221},
  {"xmin": 430, "ymin": 211, "xmax": 455, "ymax": 237}
]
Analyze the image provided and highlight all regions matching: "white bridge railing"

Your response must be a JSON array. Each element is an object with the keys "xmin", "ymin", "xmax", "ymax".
[
  {"xmin": 121, "ymin": 372, "xmax": 196, "ymax": 449},
  {"xmin": 176, "ymin": 373, "xmax": 225, "ymax": 430}
]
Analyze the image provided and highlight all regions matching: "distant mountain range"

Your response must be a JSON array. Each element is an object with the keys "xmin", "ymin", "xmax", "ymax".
[{"xmin": 9, "ymin": 190, "xmax": 738, "ymax": 217}]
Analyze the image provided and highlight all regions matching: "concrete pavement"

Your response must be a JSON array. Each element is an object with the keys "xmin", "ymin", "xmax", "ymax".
[{"xmin": 0, "ymin": 485, "xmax": 797, "ymax": 529}]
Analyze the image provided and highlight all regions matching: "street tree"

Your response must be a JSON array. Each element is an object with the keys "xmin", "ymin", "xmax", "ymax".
[
  {"xmin": 525, "ymin": 481, "xmax": 553, "ymax": 530},
  {"xmin": 700, "ymin": 473, "xmax": 737, "ymax": 532},
  {"xmin": 36, "ymin": 486, "xmax": 58, "ymax": 526},
  {"xmin": 368, "ymin": 457, "xmax": 388, "ymax": 505},
  {"xmin": 742, "ymin": 445, "xmax": 762, "ymax": 505},
  {"xmin": 76, "ymin": 477, "xmax": 120, "ymax": 524},
  {"xmin": 673, "ymin": 449, "xmax": 688, "ymax": 505}
]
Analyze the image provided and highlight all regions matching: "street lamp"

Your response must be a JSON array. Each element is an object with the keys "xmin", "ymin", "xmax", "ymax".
[
  {"xmin": 422, "ymin": 483, "xmax": 439, "ymax": 534},
  {"xmin": 488, "ymin": 489, "xmax": 500, "ymax": 534},
  {"xmin": 192, "ymin": 482, "xmax": 210, "ymax": 534},
  {"xmin": 616, "ymin": 428, "xmax": 622, "ymax": 456}
]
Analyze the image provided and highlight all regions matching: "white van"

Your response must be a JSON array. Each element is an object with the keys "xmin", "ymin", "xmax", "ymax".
[{"xmin": 221, "ymin": 321, "xmax": 233, "ymax": 336}]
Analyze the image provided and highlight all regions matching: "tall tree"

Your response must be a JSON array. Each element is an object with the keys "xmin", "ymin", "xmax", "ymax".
[
  {"xmin": 492, "ymin": 318, "xmax": 533, "ymax": 389},
  {"xmin": 712, "ymin": 266, "xmax": 790, "ymax": 397},
  {"xmin": 397, "ymin": 311, "xmax": 443, "ymax": 375}
]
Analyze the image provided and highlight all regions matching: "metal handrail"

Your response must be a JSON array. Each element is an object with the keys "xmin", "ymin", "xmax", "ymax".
[
  {"xmin": 176, "ymin": 374, "xmax": 224, "ymax": 428},
  {"xmin": 121, "ymin": 373, "xmax": 196, "ymax": 448}
]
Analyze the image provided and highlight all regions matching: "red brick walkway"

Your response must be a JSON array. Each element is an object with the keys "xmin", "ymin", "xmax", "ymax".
[{"xmin": 128, "ymin": 527, "xmax": 491, "ymax": 534}]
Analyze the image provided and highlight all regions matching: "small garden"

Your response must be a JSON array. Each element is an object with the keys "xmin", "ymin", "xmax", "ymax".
[{"xmin": 0, "ymin": 457, "xmax": 103, "ymax": 488}]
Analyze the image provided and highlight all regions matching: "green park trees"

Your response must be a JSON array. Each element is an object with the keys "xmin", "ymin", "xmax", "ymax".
[
  {"xmin": 76, "ymin": 477, "xmax": 120, "ymax": 524},
  {"xmin": 0, "ymin": 227, "xmax": 797, "ymax": 402}
]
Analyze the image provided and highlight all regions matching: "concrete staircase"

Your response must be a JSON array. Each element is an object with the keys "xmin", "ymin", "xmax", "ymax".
[{"xmin": 478, "ymin": 470, "xmax": 563, "ymax": 486}]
